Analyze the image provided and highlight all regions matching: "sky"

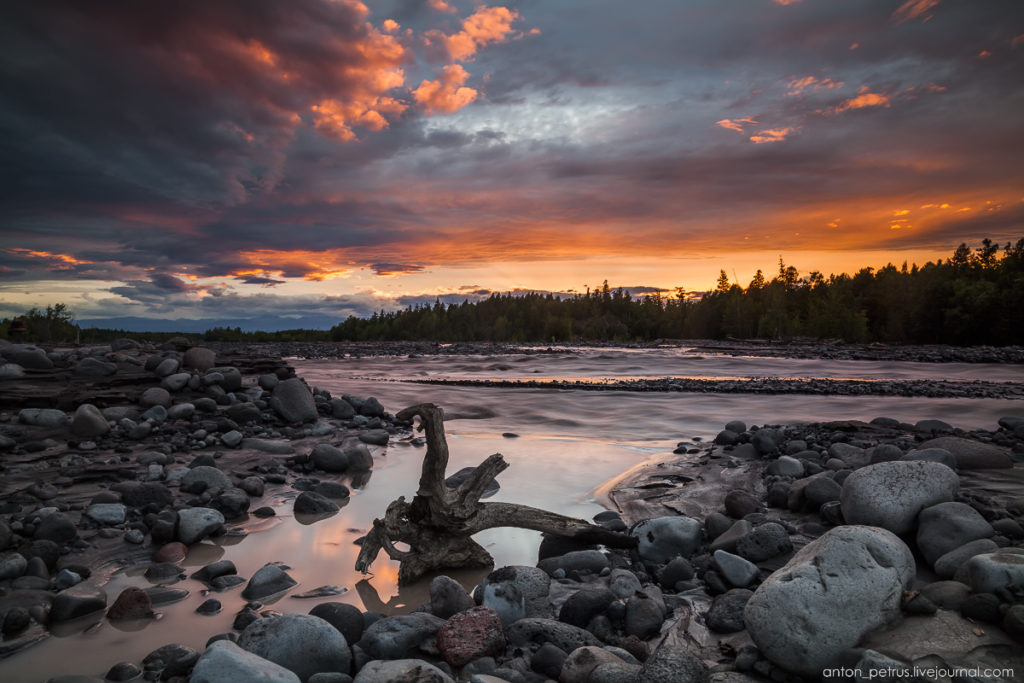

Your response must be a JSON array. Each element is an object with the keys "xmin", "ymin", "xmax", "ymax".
[{"xmin": 1, "ymin": 0, "xmax": 1023, "ymax": 327}]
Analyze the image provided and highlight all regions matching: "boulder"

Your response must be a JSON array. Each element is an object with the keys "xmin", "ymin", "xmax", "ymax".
[
  {"xmin": 154, "ymin": 357, "xmax": 180, "ymax": 377},
  {"xmin": 74, "ymin": 357, "xmax": 117, "ymax": 377},
  {"xmin": 839, "ymin": 460, "xmax": 959, "ymax": 535},
  {"xmin": 309, "ymin": 602, "xmax": 364, "ymax": 646},
  {"xmin": 293, "ymin": 491, "xmax": 339, "ymax": 516},
  {"xmin": 69, "ymin": 403, "xmax": 110, "ymax": 436},
  {"xmin": 357, "ymin": 612, "xmax": 444, "ymax": 660},
  {"xmin": 639, "ymin": 642, "xmax": 709, "ymax": 683},
  {"xmin": 482, "ymin": 565, "xmax": 551, "ymax": 618},
  {"xmin": 73, "ymin": 405, "xmax": 112, "ymax": 438},
  {"xmin": 183, "ymin": 347, "xmax": 216, "ymax": 371},
  {"xmin": 631, "ymin": 516, "xmax": 702, "ymax": 563},
  {"xmin": 18, "ymin": 408, "xmax": 69, "ymax": 429},
  {"xmin": 270, "ymin": 378, "xmax": 318, "ymax": 423},
  {"xmin": 238, "ymin": 613, "xmax": 350, "ymax": 682},
  {"xmin": 191, "ymin": 640, "xmax": 300, "ymax": 683},
  {"xmin": 918, "ymin": 436, "xmax": 1012, "ymax": 469},
  {"xmin": 966, "ymin": 551, "xmax": 1024, "ymax": 594},
  {"xmin": 429, "ymin": 575, "xmax": 475, "ymax": 619},
  {"xmin": 561, "ymin": 646, "xmax": 626, "ymax": 683},
  {"xmin": 537, "ymin": 549, "xmax": 609, "ymax": 577},
  {"xmin": 901, "ymin": 447, "xmax": 957, "ymax": 469},
  {"xmin": 139, "ymin": 387, "xmax": 171, "ymax": 408},
  {"xmin": 706, "ymin": 588, "xmax": 753, "ymax": 634},
  {"xmin": 242, "ymin": 564, "xmax": 298, "ymax": 600},
  {"xmin": 933, "ymin": 538, "xmax": 1000, "ymax": 579},
  {"xmin": 181, "ymin": 466, "xmax": 231, "ymax": 494},
  {"xmin": 310, "ymin": 444, "xmax": 349, "ymax": 473},
  {"xmin": 6, "ymin": 345, "xmax": 52, "ymax": 369},
  {"xmin": 505, "ymin": 618, "xmax": 600, "ymax": 653},
  {"xmin": 343, "ymin": 443, "xmax": 374, "ymax": 470},
  {"xmin": 50, "ymin": 583, "xmax": 108, "ymax": 622},
  {"xmin": 176, "ymin": 507, "xmax": 225, "ymax": 545},
  {"xmin": 161, "ymin": 372, "xmax": 191, "ymax": 391},
  {"xmin": 436, "ymin": 606, "xmax": 505, "ymax": 668},
  {"xmin": 734, "ymin": 522, "xmax": 792, "ymax": 562},
  {"xmin": 86, "ymin": 503, "xmax": 126, "ymax": 526},
  {"xmin": 916, "ymin": 501, "xmax": 994, "ymax": 566},
  {"xmin": 353, "ymin": 660, "xmax": 453, "ymax": 683},
  {"xmin": 744, "ymin": 525, "xmax": 915, "ymax": 676},
  {"xmin": 713, "ymin": 550, "xmax": 759, "ymax": 588},
  {"xmin": 106, "ymin": 587, "xmax": 154, "ymax": 620}
]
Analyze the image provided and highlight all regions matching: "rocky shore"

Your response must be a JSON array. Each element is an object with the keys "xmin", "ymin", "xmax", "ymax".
[
  {"xmin": 411, "ymin": 376, "xmax": 1024, "ymax": 400},
  {"xmin": 1, "ymin": 338, "xmax": 1023, "ymax": 682}
]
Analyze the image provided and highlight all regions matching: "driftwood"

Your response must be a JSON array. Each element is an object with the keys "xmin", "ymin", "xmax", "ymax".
[{"xmin": 354, "ymin": 403, "xmax": 637, "ymax": 585}]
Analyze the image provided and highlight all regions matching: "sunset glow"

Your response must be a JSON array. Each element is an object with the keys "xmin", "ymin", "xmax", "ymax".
[{"xmin": 1, "ymin": 1, "xmax": 1022, "ymax": 326}]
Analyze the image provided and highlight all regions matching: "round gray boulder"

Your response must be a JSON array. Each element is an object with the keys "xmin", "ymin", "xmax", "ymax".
[
  {"xmin": 310, "ymin": 444, "xmax": 349, "ymax": 473},
  {"xmin": 191, "ymin": 640, "xmax": 300, "ymax": 683},
  {"xmin": 915, "ymin": 501, "xmax": 994, "ymax": 566},
  {"xmin": 181, "ymin": 466, "xmax": 231, "ymax": 494},
  {"xmin": 239, "ymin": 613, "xmax": 350, "ymax": 682},
  {"xmin": 743, "ymin": 525, "xmax": 915, "ymax": 676},
  {"xmin": 242, "ymin": 563, "xmax": 298, "ymax": 600},
  {"xmin": 270, "ymin": 378, "xmax": 318, "ymax": 423},
  {"xmin": 839, "ymin": 460, "xmax": 959, "ymax": 535},
  {"xmin": 140, "ymin": 387, "xmax": 171, "ymax": 408},
  {"xmin": 631, "ymin": 516, "xmax": 702, "ymax": 563},
  {"xmin": 18, "ymin": 408, "xmax": 69, "ymax": 429},
  {"xmin": 918, "ymin": 436, "xmax": 1012, "ymax": 469},
  {"xmin": 71, "ymin": 403, "xmax": 110, "ymax": 437},
  {"xmin": 965, "ymin": 550, "xmax": 1024, "ymax": 594},
  {"xmin": 183, "ymin": 347, "xmax": 216, "ymax": 371},
  {"xmin": 176, "ymin": 507, "xmax": 225, "ymax": 545},
  {"xmin": 353, "ymin": 659, "xmax": 453, "ymax": 683}
]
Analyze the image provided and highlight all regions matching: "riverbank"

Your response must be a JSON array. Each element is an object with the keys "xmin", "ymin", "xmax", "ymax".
[{"xmin": 1, "ymin": 338, "xmax": 1023, "ymax": 681}]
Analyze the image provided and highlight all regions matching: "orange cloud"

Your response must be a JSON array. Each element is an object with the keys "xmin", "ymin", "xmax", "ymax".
[
  {"xmin": 413, "ymin": 64, "xmax": 478, "ymax": 114},
  {"xmin": 716, "ymin": 117, "xmax": 758, "ymax": 133},
  {"xmin": 891, "ymin": 0, "xmax": 940, "ymax": 24},
  {"xmin": 749, "ymin": 127, "xmax": 795, "ymax": 144},
  {"xmin": 831, "ymin": 90, "xmax": 890, "ymax": 114},
  {"xmin": 5, "ymin": 248, "xmax": 96, "ymax": 268},
  {"xmin": 237, "ymin": 249, "xmax": 352, "ymax": 281},
  {"xmin": 773, "ymin": 0, "xmax": 802, "ymax": 5},
  {"xmin": 382, "ymin": 19, "xmax": 400, "ymax": 33},
  {"xmin": 786, "ymin": 75, "xmax": 843, "ymax": 96},
  {"xmin": 433, "ymin": 6, "xmax": 520, "ymax": 62}
]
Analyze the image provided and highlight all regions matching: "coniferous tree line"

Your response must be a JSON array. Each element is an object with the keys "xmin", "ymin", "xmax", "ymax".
[
  {"xmin": 3, "ymin": 239, "xmax": 1020, "ymax": 346},
  {"xmin": 329, "ymin": 238, "xmax": 1024, "ymax": 345}
]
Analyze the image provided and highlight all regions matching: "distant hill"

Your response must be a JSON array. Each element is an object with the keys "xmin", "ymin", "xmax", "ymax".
[{"xmin": 78, "ymin": 315, "xmax": 340, "ymax": 333}]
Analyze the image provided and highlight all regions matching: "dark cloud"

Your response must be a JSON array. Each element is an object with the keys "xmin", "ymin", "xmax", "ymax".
[{"xmin": 1, "ymin": 0, "xmax": 1022, "ymax": 319}]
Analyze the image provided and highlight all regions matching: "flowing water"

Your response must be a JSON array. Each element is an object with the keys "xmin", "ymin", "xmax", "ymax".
[{"xmin": 4, "ymin": 347, "xmax": 1023, "ymax": 681}]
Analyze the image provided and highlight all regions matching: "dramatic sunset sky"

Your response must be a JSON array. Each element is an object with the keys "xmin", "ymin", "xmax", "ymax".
[{"xmin": 2, "ymin": 0, "xmax": 1023, "ymax": 328}]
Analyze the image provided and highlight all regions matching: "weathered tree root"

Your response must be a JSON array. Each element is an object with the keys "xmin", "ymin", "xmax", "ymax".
[{"xmin": 354, "ymin": 402, "xmax": 637, "ymax": 585}]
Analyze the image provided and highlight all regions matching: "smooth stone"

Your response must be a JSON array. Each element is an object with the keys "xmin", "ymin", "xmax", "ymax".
[
  {"xmin": 537, "ymin": 549, "xmax": 609, "ymax": 577},
  {"xmin": 714, "ymin": 549, "xmax": 759, "ymax": 587},
  {"xmin": 183, "ymin": 347, "xmax": 216, "ymax": 371},
  {"xmin": 631, "ymin": 516, "xmax": 702, "ymax": 563},
  {"xmin": 293, "ymin": 491, "xmax": 339, "ymax": 516},
  {"xmin": 839, "ymin": 460, "xmax": 959, "ymax": 535},
  {"xmin": 310, "ymin": 444, "xmax": 349, "ymax": 473},
  {"xmin": 558, "ymin": 588, "xmax": 615, "ymax": 628},
  {"xmin": 744, "ymin": 525, "xmax": 915, "ymax": 676},
  {"xmin": 901, "ymin": 447, "xmax": 957, "ymax": 469},
  {"xmin": 309, "ymin": 602, "xmax": 364, "ymax": 646},
  {"xmin": 191, "ymin": 640, "xmax": 300, "ymax": 683},
  {"xmin": 734, "ymin": 522, "xmax": 792, "ymax": 562},
  {"xmin": 181, "ymin": 466, "xmax": 232, "ymax": 494},
  {"xmin": 966, "ymin": 551, "xmax": 1024, "ymax": 593},
  {"xmin": 242, "ymin": 564, "xmax": 298, "ymax": 600},
  {"xmin": 18, "ymin": 408, "xmax": 69, "ymax": 429},
  {"xmin": 624, "ymin": 591, "xmax": 664, "ymax": 639},
  {"xmin": 482, "ymin": 582, "xmax": 525, "ymax": 626},
  {"xmin": 709, "ymin": 520, "xmax": 752, "ymax": 553},
  {"xmin": 918, "ymin": 436, "xmax": 1012, "ymax": 469},
  {"xmin": 107, "ymin": 587, "xmax": 154, "ymax": 620},
  {"xmin": 560, "ymin": 646, "xmax": 624, "ymax": 683},
  {"xmin": 50, "ymin": 583, "xmax": 108, "ymax": 622},
  {"xmin": 139, "ymin": 387, "xmax": 171, "ymax": 408},
  {"xmin": 70, "ymin": 404, "xmax": 110, "ymax": 437},
  {"xmin": 358, "ymin": 429, "xmax": 389, "ymax": 446},
  {"xmin": 430, "ymin": 575, "xmax": 475, "ymax": 619},
  {"xmin": 343, "ymin": 443, "xmax": 373, "ymax": 470},
  {"xmin": 357, "ymin": 613, "xmax": 444, "ymax": 660},
  {"xmin": 270, "ymin": 378, "xmax": 318, "ymax": 423},
  {"xmin": 86, "ymin": 503, "xmax": 126, "ymax": 526},
  {"xmin": 916, "ymin": 501, "xmax": 994, "ymax": 566},
  {"xmin": 238, "ymin": 613, "xmax": 350, "ymax": 682},
  {"xmin": 933, "ymin": 538, "xmax": 1000, "ymax": 579},
  {"xmin": 353, "ymin": 660, "xmax": 453, "ymax": 683},
  {"xmin": 177, "ymin": 507, "xmax": 225, "ymax": 545}
]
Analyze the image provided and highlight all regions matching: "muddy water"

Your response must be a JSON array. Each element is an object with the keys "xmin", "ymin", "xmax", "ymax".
[{"xmin": 3, "ymin": 348, "xmax": 1023, "ymax": 681}]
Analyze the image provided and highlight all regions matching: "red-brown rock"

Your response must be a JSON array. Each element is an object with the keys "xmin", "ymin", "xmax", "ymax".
[
  {"xmin": 106, "ymin": 587, "xmax": 154, "ymax": 620},
  {"xmin": 436, "ymin": 606, "xmax": 506, "ymax": 668},
  {"xmin": 153, "ymin": 542, "xmax": 187, "ymax": 564}
]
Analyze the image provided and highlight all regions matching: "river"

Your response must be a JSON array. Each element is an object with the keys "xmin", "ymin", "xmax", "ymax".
[{"xmin": 4, "ymin": 347, "xmax": 1023, "ymax": 681}]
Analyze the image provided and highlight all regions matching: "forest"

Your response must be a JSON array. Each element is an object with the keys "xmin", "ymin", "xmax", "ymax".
[
  {"xmin": 2, "ymin": 238, "xmax": 1021, "ymax": 346},
  {"xmin": 329, "ymin": 238, "xmax": 1024, "ymax": 346}
]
